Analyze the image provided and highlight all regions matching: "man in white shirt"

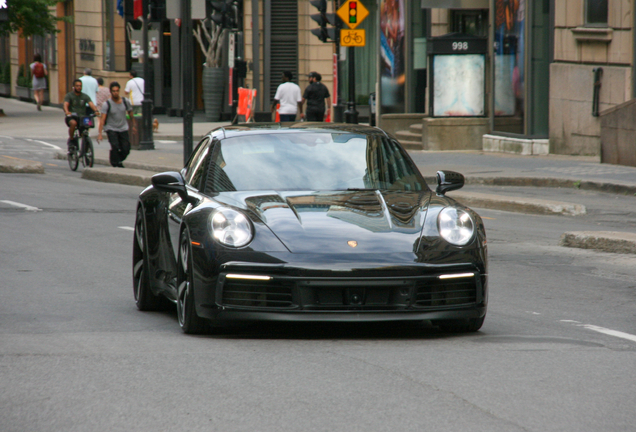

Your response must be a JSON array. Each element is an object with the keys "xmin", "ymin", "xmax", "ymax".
[
  {"xmin": 271, "ymin": 71, "xmax": 302, "ymax": 122},
  {"xmin": 79, "ymin": 68, "xmax": 99, "ymax": 105},
  {"xmin": 124, "ymin": 70, "xmax": 145, "ymax": 115}
]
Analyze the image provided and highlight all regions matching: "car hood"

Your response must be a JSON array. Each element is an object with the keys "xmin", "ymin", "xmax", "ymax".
[{"xmin": 214, "ymin": 190, "xmax": 432, "ymax": 253}]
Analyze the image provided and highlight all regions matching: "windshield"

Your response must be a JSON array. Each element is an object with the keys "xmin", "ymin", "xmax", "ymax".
[{"xmin": 204, "ymin": 132, "xmax": 428, "ymax": 192}]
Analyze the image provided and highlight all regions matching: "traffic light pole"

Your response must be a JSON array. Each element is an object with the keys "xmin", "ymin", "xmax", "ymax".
[
  {"xmin": 344, "ymin": 46, "xmax": 358, "ymax": 124},
  {"xmin": 182, "ymin": 0, "xmax": 194, "ymax": 164},
  {"xmin": 139, "ymin": 1, "xmax": 155, "ymax": 150}
]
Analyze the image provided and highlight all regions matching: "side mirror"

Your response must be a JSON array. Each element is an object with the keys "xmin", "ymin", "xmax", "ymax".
[
  {"xmin": 436, "ymin": 170, "xmax": 465, "ymax": 196},
  {"xmin": 151, "ymin": 171, "xmax": 197, "ymax": 204}
]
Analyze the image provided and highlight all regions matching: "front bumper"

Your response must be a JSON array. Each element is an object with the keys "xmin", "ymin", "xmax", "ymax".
[{"xmin": 196, "ymin": 262, "xmax": 488, "ymax": 322}]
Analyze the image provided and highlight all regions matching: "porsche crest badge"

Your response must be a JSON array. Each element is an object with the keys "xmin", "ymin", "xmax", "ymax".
[{"xmin": 347, "ymin": 240, "xmax": 358, "ymax": 248}]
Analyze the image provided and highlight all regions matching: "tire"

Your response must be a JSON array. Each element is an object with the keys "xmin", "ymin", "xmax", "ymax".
[
  {"xmin": 67, "ymin": 142, "xmax": 79, "ymax": 171},
  {"xmin": 132, "ymin": 206, "xmax": 163, "ymax": 311},
  {"xmin": 177, "ymin": 231, "xmax": 210, "ymax": 334},
  {"xmin": 436, "ymin": 316, "xmax": 485, "ymax": 333},
  {"xmin": 82, "ymin": 136, "xmax": 94, "ymax": 168}
]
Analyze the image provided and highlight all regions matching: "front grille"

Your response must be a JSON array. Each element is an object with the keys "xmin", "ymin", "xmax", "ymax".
[
  {"xmin": 222, "ymin": 280, "xmax": 294, "ymax": 308},
  {"xmin": 414, "ymin": 280, "xmax": 477, "ymax": 308},
  {"xmin": 219, "ymin": 273, "xmax": 479, "ymax": 311}
]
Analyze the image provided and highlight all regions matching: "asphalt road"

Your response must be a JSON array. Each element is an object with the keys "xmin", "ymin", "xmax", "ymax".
[{"xmin": 1, "ymin": 138, "xmax": 636, "ymax": 431}]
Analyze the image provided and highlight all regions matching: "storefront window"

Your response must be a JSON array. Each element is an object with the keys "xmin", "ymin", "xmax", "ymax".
[
  {"xmin": 493, "ymin": 0, "xmax": 525, "ymax": 134},
  {"xmin": 103, "ymin": 0, "xmax": 127, "ymax": 71}
]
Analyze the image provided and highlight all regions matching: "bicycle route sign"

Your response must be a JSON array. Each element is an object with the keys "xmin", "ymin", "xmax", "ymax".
[
  {"xmin": 340, "ymin": 29, "xmax": 366, "ymax": 47},
  {"xmin": 338, "ymin": 0, "xmax": 369, "ymax": 47}
]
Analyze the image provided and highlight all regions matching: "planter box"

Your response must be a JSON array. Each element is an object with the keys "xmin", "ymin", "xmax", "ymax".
[
  {"xmin": 0, "ymin": 83, "xmax": 10, "ymax": 96},
  {"xmin": 15, "ymin": 86, "xmax": 32, "ymax": 101}
]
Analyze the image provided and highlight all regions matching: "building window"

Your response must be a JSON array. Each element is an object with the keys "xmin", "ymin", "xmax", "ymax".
[{"xmin": 586, "ymin": 0, "xmax": 608, "ymax": 26}]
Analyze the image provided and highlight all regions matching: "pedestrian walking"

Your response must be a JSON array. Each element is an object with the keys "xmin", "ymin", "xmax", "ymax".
[
  {"xmin": 271, "ymin": 71, "xmax": 302, "ymax": 122},
  {"xmin": 95, "ymin": 77, "xmax": 110, "ymax": 131},
  {"xmin": 30, "ymin": 54, "xmax": 47, "ymax": 111},
  {"xmin": 98, "ymin": 82, "xmax": 133, "ymax": 168},
  {"xmin": 79, "ymin": 68, "xmax": 99, "ymax": 105},
  {"xmin": 300, "ymin": 71, "xmax": 331, "ymax": 122},
  {"xmin": 124, "ymin": 70, "xmax": 144, "ymax": 115}
]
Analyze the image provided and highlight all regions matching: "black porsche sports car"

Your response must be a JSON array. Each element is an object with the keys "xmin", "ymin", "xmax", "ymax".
[{"xmin": 133, "ymin": 124, "xmax": 487, "ymax": 334}]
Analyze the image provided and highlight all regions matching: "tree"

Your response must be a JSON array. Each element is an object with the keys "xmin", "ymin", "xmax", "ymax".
[
  {"xmin": 0, "ymin": 0, "xmax": 70, "ymax": 38},
  {"xmin": 193, "ymin": 19, "xmax": 225, "ymax": 68}
]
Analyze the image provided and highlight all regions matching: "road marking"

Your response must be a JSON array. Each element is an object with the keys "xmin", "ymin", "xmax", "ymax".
[
  {"xmin": 580, "ymin": 324, "xmax": 636, "ymax": 343},
  {"xmin": 0, "ymin": 135, "xmax": 15, "ymax": 139},
  {"xmin": 118, "ymin": 226, "xmax": 134, "ymax": 231},
  {"xmin": 0, "ymin": 200, "xmax": 42, "ymax": 212},
  {"xmin": 26, "ymin": 139, "xmax": 62, "ymax": 150},
  {"xmin": 561, "ymin": 320, "xmax": 636, "ymax": 343}
]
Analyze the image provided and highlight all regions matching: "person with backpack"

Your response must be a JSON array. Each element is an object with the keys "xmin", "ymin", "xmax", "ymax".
[
  {"xmin": 98, "ymin": 82, "xmax": 133, "ymax": 168},
  {"xmin": 30, "ymin": 54, "xmax": 48, "ymax": 111}
]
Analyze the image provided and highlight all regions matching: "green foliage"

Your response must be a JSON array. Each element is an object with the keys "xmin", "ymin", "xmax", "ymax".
[
  {"xmin": 0, "ymin": 0, "xmax": 71, "ymax": 38},
  {"xmin": 0, "ymin": 62, "xmax": 10, "ymax": 84},
  {"xmin": 17, "ymin": 64, "xmax": 32, "ymax": 88}
]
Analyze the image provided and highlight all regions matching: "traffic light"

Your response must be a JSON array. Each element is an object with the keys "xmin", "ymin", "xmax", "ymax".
[
  {"xmin": 310, "ymin": 0, "xmax": 338, "ymax": 43},
  {"xmin": 348, "ymin": 1, "xmax": 357, "ymax": 25}
]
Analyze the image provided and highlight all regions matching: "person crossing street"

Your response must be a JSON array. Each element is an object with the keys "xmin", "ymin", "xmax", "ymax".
[{"xmin": 98, "ymin": 82, "xmax": 133, "ymax": 168}]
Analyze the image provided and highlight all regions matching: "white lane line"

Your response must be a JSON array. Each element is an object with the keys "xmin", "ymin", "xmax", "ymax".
[
  {"xmin": 0, "ymin": 200, "xmax": 43, "ymax": 212},
  {"xmin": 561, "ymin": 320, "xmax": 636, "ymax": 343},
  {"xmin": 118, "ymin": 226, "xmax": 134, "ymax": 231},
  {"xmin": 580, "ymin": 324, "xmax": 636, "ymax": 343},
  {"xmin": 0, "ymin": 135, "xmax": 15, "ymax": 140},
  {"xmin": 28, "ymin": 139, "xmax": 62, "ymax": 150}
]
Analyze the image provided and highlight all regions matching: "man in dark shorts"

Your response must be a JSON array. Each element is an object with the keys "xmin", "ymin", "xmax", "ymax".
[
  {"xmin": 300, "ymin": 72, "xmax": 331, "ymax": 122},
  {"xmin": 63, "ymin": 79, "xmax": 99, "ymax": 151},
  {"xmin": 98, "ymin": 82, "xmax": 133, "ymax": 168}
]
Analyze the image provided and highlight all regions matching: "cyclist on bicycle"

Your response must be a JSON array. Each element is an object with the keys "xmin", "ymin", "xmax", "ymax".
[{"xmin": 63, "ymin": 79, "xmax": 99, "ymax": 151}]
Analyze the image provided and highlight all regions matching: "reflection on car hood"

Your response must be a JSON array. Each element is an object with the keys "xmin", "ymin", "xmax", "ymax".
[{"xmin": 215, "ymin": 190, "xmax": 432, "ymax": 253}]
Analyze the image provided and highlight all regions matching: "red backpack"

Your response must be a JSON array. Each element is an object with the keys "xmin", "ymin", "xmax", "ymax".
[{"xmin": 33, "ymin": 63, "xmax": 45, "ymax": 79}]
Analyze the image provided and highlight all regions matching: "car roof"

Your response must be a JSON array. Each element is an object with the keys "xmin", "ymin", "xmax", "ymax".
[{"xmin": 209, "ymin": 123, "xmax": 394, "ymax": 140}]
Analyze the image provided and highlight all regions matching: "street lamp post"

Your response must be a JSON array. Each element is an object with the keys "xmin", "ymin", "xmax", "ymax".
[{"xmin": 139, "ymin": 0, "xmax": 155, "ymax": 150}]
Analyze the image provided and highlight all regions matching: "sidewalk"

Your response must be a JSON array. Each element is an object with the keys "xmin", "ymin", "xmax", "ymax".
[{"xmin": 3, "ymin": 96, "xmax": 636, "ymax": 254}]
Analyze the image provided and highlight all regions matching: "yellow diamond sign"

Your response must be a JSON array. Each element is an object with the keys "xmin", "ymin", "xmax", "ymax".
[{"xmin": 337, "ymin": 0, "xmax": 369, "ymax": 30}]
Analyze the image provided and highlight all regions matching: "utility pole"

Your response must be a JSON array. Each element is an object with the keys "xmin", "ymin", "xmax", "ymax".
[
  {"xmin": 181, "ymin": 0, "xmax": 194, "ymax": 164},
  {"xmin": 139, "ymin": 0, "xmax": 155, "ymax": 150}
]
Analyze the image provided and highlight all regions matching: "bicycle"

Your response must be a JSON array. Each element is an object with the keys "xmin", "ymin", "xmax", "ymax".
[{"xmin": 67, "ymin": 114, "xmax": 95, "ymax": 171}]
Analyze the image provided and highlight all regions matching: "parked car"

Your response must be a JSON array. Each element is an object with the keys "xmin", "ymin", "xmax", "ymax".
[{"xmin": 132, "ymin": 123, "xmax": 488, "ymax": 334}]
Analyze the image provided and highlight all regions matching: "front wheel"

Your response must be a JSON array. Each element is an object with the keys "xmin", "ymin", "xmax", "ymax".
[
  {"xmin": 177, "ymin": 231, "xmax": 210, "ymax": 334},
  {"xmin": 132, "ymin": 206, "xmax": 163, "ymax": 311},
  {"xmin": 67, "ymin": 141, "xmax": 79, "ymax": 171},
  {"xmin": 82, "ymin": 136, "xmax": 94, "ymax": 168}
]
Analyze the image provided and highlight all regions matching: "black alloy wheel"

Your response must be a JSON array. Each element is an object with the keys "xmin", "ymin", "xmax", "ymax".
[
  {"xmin": 132, "ymin": 206, "xmax": 163, "ymax": 311},
  {"xmin": 176, "ymin": 231, "xmax": 210, "ymax": 334}
]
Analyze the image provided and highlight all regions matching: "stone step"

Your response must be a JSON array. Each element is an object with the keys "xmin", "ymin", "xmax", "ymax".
[
  {"xmin": 398, "ymin": 139, "xmax": 424, "ymax": 150},
  {"xmin": 409, "ymin": 122, "xmax": 423, "ymax": 133},
  {"xmin": 395, "ymin": 130, "xmax": 422, "ymax": 141}
]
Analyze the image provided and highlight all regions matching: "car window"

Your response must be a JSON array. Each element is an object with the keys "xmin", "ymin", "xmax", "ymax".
[
  {"xmin": 204, "ymin": 133, "xmax": 428, "ymax": 192},
  {"xmin": 184, "ymin": 138, "xmax": 211, "ymax": 190}
]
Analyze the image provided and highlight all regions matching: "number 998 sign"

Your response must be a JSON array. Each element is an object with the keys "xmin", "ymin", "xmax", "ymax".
[{"xmin": 452, "ymin": 42, "xmax": 469, "ymax": 51}]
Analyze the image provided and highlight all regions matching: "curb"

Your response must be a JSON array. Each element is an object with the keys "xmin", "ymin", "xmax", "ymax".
[
  {"xmin": 0, "ymin": 155, "xmax": 44, "ymax": 174},
  {"xmin": 467, "ymin": 176, "xmax": 636, "ymax": 196},
  {"xmin": 449, "ymin": 191, "xmax": 586, "ymax": 216},
  {"xmin": 81, "ymin": 167, "xmax": 154, "ymax": 187},
  {"xmin": 560, "ymin": 231, "xmax": 636, "ymax": 254}
]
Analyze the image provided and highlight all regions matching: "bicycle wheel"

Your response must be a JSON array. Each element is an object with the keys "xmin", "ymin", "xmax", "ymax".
[
  {"xmin": 67, "ymin": 142, "xmax": 79, "ymax": 171},
  {"xmin": 82, "ymin": 136, "xmax": 94, "ymax": 168}
]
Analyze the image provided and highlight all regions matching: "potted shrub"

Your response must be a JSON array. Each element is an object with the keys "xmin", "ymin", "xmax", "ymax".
[
  {"xmin": 0, "ymin": 62, "xmax": 10, "ymax": 96},
  {"xmin": 15, "ymin": 64, "xmax": 33, "ymax": 101},
  {"xmin": 194, "ymin": 19, "xmax": 226, "ymax": 121}
]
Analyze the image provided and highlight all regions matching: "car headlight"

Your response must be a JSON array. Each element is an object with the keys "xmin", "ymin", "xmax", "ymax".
[
  {"xmin": 210, "ymin": 207, "xmax": 253, "ymax": 247},
  {"xmin": 438, "ymin": 207, "xmax": 474, "ymax": 246}
]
